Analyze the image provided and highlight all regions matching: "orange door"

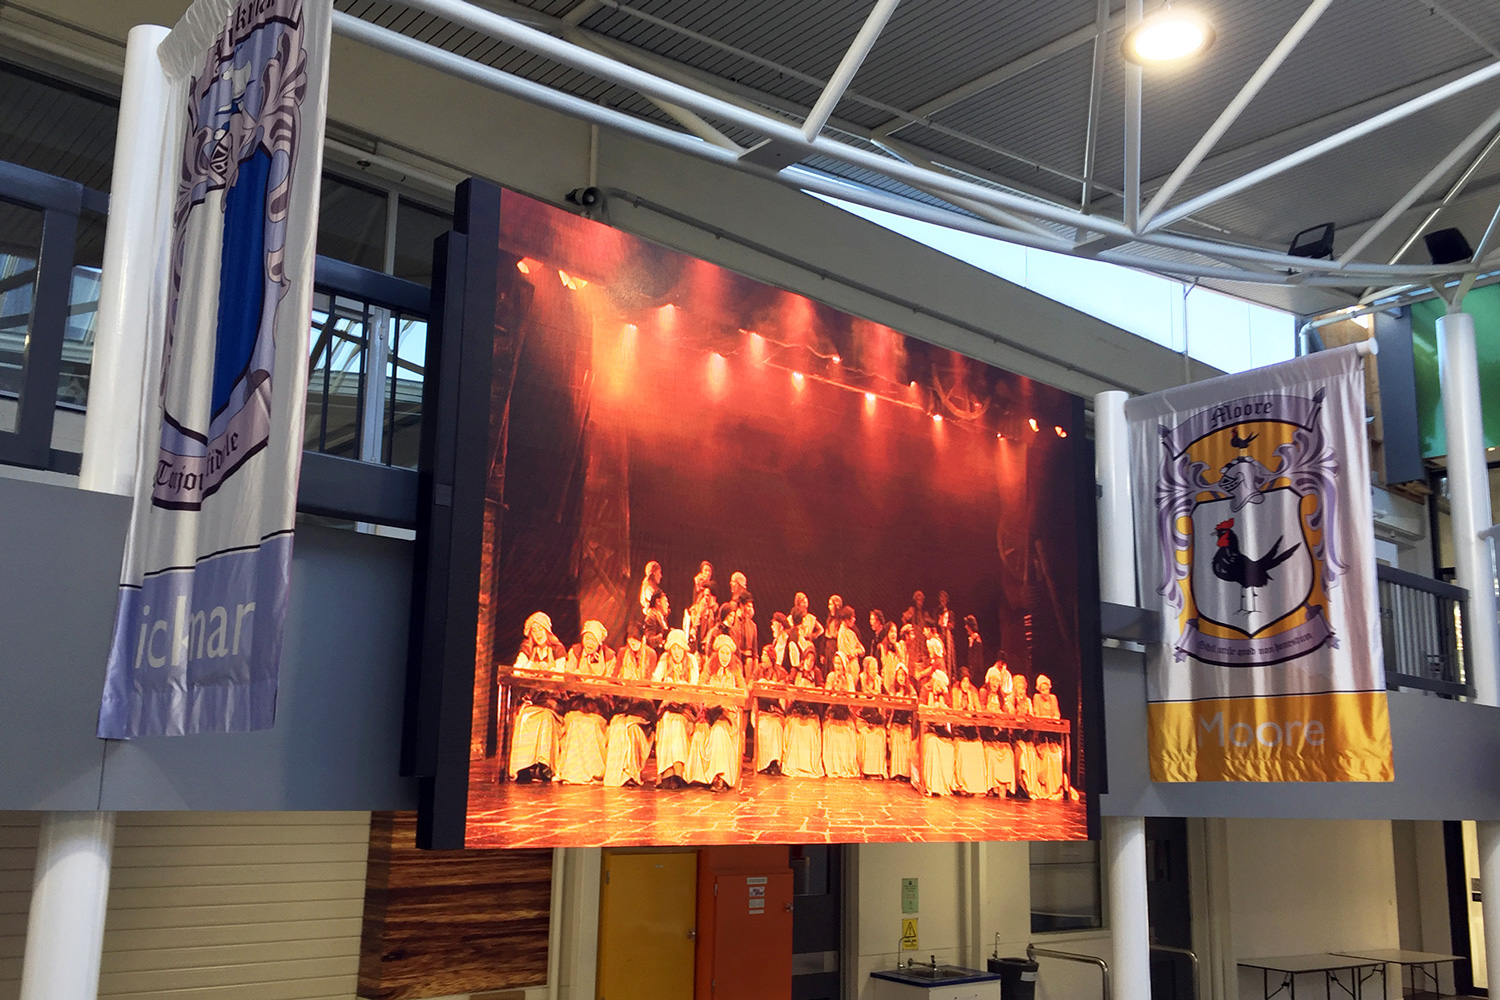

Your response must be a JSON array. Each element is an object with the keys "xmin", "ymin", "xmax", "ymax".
[
  {"xmin": 710, "ymin": 871, "xmax": 794, "ymax": 1000},
  {"xmin": 597, "ymin": 851, "xmax": 698, "ymax": 1000}
]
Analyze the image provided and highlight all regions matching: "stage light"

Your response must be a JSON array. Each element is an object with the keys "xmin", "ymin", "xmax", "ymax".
[
  {"xmin": 793, "ymin": 371, "xmax": 804, "ymax": 384},
  {"xmin": 558, "ymin": 269, "xmax": 588, "ymax": 291},
  {"xmin": 909, "ymin": 380, "xmax": 918, "ymax": 389},
  {"xmin": 623, "ymin": 323, "xmax": 638, "ymax": 335},
  {"xmin": 1425, "ymin": 227, "xmax": 1474, "ymax": 266},
  {"xmin": 932, "ymin": 414, "xmax": 943, "ymax": 424},
  {"xmin": 832, "ymin": 354, "xmax": 842, "ymax": 364},
  {"xmin": 515, "ymin": 259, "xmax": 532, "ymax": 274},
  {"xmin": 865, "ymin": 392, "xmax": 876, "ymax": 402},
  {"xmin": 1122, "ymin": 9, "xmax": 1214, "ymax": 65},
  {"xmin": 1028, "ymin": 418, "xmax": 1040, "ymax": 432},
  {"xmin": 1288, "ymin": 223, "xmax": 1335, "ymax": 260},
  {"xmin": 1055, "ymin": 425, "xmax": 1068, "ymax": 438}
]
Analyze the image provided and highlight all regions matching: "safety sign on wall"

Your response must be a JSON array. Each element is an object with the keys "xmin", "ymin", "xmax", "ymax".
[
  {"xmin": 901, "ymin": 878, "xmax": 919, "ymax": 914},
  {"xmin": 901, "ymin": 918, "xmax": 919, "ymax": 950}
]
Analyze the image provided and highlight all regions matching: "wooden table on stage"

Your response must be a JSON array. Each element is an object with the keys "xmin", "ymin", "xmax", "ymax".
[
  {"xmin": 497, "ymin": 667, "xmax": 752, "ymax": 783},
  {"xmin": 910, "ymin": 705, "xmax": 1071, "ymax": 796},
  {"xmin": 497, "ymin": 668, "xmax": 1074, "ymax": 796},
  {"xmin": 749, "ymin": 682, "xmax": 917, "ymax": 785}
]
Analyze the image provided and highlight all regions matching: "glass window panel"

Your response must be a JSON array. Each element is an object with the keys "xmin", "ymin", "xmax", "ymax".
[
  {"xmin": 392, "ymin": 198, "xmax": 451, "ymax": 285},
  {"xmin": 386, "ymin": 314, "xmax": 426, "ymax": 468},
  {"xmin": 1185, "ymin": 288, "xmax": 1253, "ymax": 374},
  {"xmin": 0, "ymin": 197, "xmax": 46, "ymax": 433},
  {"xmin": 317, "ymin": 174, "xmax": 387, "ymax": 271},
  {"xmin": 305, "ymin": 292, "xmax": 367, "ymax": 458},
  {"xmin": 1030, "ymin": 840, "xmax": 1103, "ymax": 933},
  {"xmin": 58, "ymin": 208, "xmax": 107, "ymax": 414}
]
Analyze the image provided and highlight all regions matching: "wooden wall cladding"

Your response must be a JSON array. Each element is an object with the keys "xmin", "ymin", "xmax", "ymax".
[{"xmin": 358, "ymin": 812, "xmax": 552, "ymax": 1000}]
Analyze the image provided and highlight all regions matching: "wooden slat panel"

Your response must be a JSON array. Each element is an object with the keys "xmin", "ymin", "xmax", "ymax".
[
  {"xmin": 109, "ymin": 862, "xmax": 369, "ymax": 889},
  {"xmin": 104, "ymin": 917, "xmax": 365, "ymax": 949},
  {"xmin": 96, "ymin": 812, "xmax": 370, "ymax": 1000},
  {"xmin": 0, "ymin": 813, "xmax": 37, "ymax": 1000},
  {"xmin": 106, "ymin": 902, "xmax": 365, "ymax": 932},
  {"xmin": 100, "ymin": 974, "xmax": 357, "ymax": 1000},
  {"xmin": 108, "ymin": 881, "xmax": 366, "ymax": 910},
  {"xmin": 113, "ymin": 825, "xmax": 367, "ymax": 848},
  {"xmin": 97, "ymin": 955, "xmax": 358, "ymax": 993},
  {"xmin": 101, "ymin": 937, "xmax": 358, "ymax": 974},
  {"xmin": 112, "ymin": 843, "xmax": 370, "ymax": 867},
  {"xmin": 357, "ymin": 811, "xmax": 552, "ymax": 1000}
]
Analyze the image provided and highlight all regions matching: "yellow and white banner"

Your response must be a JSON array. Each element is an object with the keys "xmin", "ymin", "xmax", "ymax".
[{"xmin": 1126, "ymin": 346, "xmax": 1393, "ymax": 782}]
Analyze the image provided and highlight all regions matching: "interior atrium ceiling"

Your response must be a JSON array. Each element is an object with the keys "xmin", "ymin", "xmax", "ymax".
[
  {"xmin": 325, "ymin": 0, "xmax": 1500, "ymax": 315},
  {"xmin": 13, "ymin": 0, "xmax": 1500, "ymax": 315}
]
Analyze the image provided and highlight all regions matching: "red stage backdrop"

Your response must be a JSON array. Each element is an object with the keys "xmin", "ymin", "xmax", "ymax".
[{"xmin": 425, "ymin": 184, "xmax": 1098, "ymax": 848}]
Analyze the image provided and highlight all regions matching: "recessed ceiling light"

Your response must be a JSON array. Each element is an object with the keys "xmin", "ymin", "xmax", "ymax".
[{"xmin": 1122, "ymin": 10, "xmax": 1215, "ymax": 65}]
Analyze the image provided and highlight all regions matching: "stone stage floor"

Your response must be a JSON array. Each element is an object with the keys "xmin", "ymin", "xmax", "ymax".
[{"xmin": 465, "ymin": 757, "xmax": 1088, "ymax": 846}]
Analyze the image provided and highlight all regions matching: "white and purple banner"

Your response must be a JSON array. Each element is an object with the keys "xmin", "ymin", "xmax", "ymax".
[{"xmin": 97, "ymin": 0, "xmax": 330, "ymax": 737}]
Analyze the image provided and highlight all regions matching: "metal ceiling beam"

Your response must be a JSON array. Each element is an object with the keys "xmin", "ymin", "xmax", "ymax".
[
  {"xmin": 1384, "ymin": 130, "xmax": 1500, "ymax": 264},
  {"xmin": 1145, "ymin": 57, "xmax": 1500, "ymax": 233},
  {"xmin": 330, "ymin": 12, "xmax": 1309, "ymax": 284},
  {"xmin": 871, "ymin": 14, "xmax": 1124, "ymax": 138},
  {"xmin": 335, "ymin": 3, "xmax": 1472, "ymax": 283},
  {"xmin": 1419, "ymin": 0, "xmax": 1500, "ymax": 59},
  {"xmin": 1470, "ymin": 199, "xmax": 1500, "ymax": 265},
  {"xmin": 493, "ymin": 0, "xmax": 1115, "ymax": 222},
  {"xmin": 561, "ymin": 0, "xmax": 603, "ymax": 26},
  {"xmin": 803, "ymin": 0, "xmax": 901, "ymax": 139},
  {"xmin": 1080, "ymin": 0, "xmax": 1110, "ymax": 211},
  {"xmin": 1136, "ymin": 57, "xmax": 1490, "ymax": 204},
  {"xmin": 1337, "ymin": 105, "xmax": 1500, "ymax": 264},
  {"xmin": 874, "ymin": 141, "xmax": 1059, "ymax": 238},
  {"xmin": 875, "ymin": 135, "xmax": 1106, "ymax": 224},
  {"xmin": 1139, "ymin": 0, "xmax": 1334, "ymax": 229},
  {"xmin": 1123, "ymin": 0, "xmax": 1142, "ymax": 231}
]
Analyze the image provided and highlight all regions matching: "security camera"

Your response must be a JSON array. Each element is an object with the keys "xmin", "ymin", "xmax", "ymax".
[{"xmin": 566, "ymin": 186, "xmax": 603, "ymax": 208}]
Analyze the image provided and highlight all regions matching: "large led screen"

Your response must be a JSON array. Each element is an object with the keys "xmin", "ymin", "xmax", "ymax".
[{"xmin": 416, "ymin": 182, "xmax": 1100, "ymax": 848}]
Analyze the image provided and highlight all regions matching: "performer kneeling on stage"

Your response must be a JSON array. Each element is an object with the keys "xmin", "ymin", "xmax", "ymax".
[
  {"xmin": 689, "ymin": 634, "xmax": 746, "ymax": 791},
  {"xmin": 509, "ymin": 612, "xmax": 566, "ymax": 782},
  {"xmin": 653, "ymin": 629, "xmax": 699, "ymax": 788},
  {"xmin": 557, "ymin": 619, "xmax": 614, "ymax": 784},
  {"xmin": 605, "ymin": 621, "xmax": 656, "ymax": 787}
]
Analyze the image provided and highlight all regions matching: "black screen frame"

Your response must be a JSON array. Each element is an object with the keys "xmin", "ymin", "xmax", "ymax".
[{"xmin": 409, "ymin": 178, "xmax": 1106, "ymax": 849}]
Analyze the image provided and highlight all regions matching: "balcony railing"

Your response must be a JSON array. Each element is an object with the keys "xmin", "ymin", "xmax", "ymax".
[{"xmin": 1378, "ymin": 563, "xmax": 1470, "ymax": 700}]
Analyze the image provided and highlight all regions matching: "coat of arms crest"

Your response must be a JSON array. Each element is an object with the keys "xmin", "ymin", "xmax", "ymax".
[{"xmin": 1154, "ymin": 388, "xmax": 1346, "ymax": 667}]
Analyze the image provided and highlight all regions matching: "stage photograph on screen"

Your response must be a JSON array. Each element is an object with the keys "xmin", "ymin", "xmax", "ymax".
[{"xmin": 433, "ymin": 185, "xmax": 1098, "ymax": 848}]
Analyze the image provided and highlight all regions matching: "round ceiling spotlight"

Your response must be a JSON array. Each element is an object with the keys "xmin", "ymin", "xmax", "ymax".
[{"xmin": 1122, "ymin": 9, "xmax": 1215, "ymax": 65}]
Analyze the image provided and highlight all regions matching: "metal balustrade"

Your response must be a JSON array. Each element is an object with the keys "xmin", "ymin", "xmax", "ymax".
[{"xmin": 1377, "ymin": 563, "xmax": 1471, "ymax": 699}]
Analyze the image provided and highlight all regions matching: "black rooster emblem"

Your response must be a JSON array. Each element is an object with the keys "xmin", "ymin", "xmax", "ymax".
[
  {"xmin": 1229, "ymin": 427, "xmax": 1258, "ymax": 449},
  {"xmin": 1212, "ymin": 518, "xmax": 1299, "ymax": 615}
]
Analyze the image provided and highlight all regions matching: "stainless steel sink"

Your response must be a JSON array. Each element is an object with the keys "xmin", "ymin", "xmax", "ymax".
[{"xmin": 882, "ymin": 965, "xmax": 983, "ymax": 982}]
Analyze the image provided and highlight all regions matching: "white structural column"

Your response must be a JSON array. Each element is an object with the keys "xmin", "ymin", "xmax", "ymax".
[
  {"xmin": 1478, "ymin": 824, "xmax": 1500, "ymax": 998},
  {"xmin": 1441, "ymin": 308, "xmax": 1500, "ymax": 988},
  {"xmin": 1095, "ymin": 390, "xmax": 1151, "ymax": 1000},
  {"xmin": 79, "ymin": 23, "xmax": 174, "ymax": 496},
  {"xmin": 22, "ymin": 22, "xmax": 173, "ymax": 1000},
  {"xmin": 18, "ymin": 813, "xmax": 117, "ymax": 1000},
  {"xmin": 1437, "ymin": 311, "xmax": 1500, "ymax": 706}
]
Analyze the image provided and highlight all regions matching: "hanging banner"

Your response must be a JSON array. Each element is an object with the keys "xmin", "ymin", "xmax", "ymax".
[
  {"xmin": 1126, "ymin": 345, "xmax": 1393, "ymax": 781},
  {"xmin": 97, "ymin": 0, "xmax": 331, "ymax": 737}
]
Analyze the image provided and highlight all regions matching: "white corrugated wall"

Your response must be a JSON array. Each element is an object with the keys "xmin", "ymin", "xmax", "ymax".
[{"xmin": 0, "ymin": 811, "xmax": 371, "ymax": 1000}]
